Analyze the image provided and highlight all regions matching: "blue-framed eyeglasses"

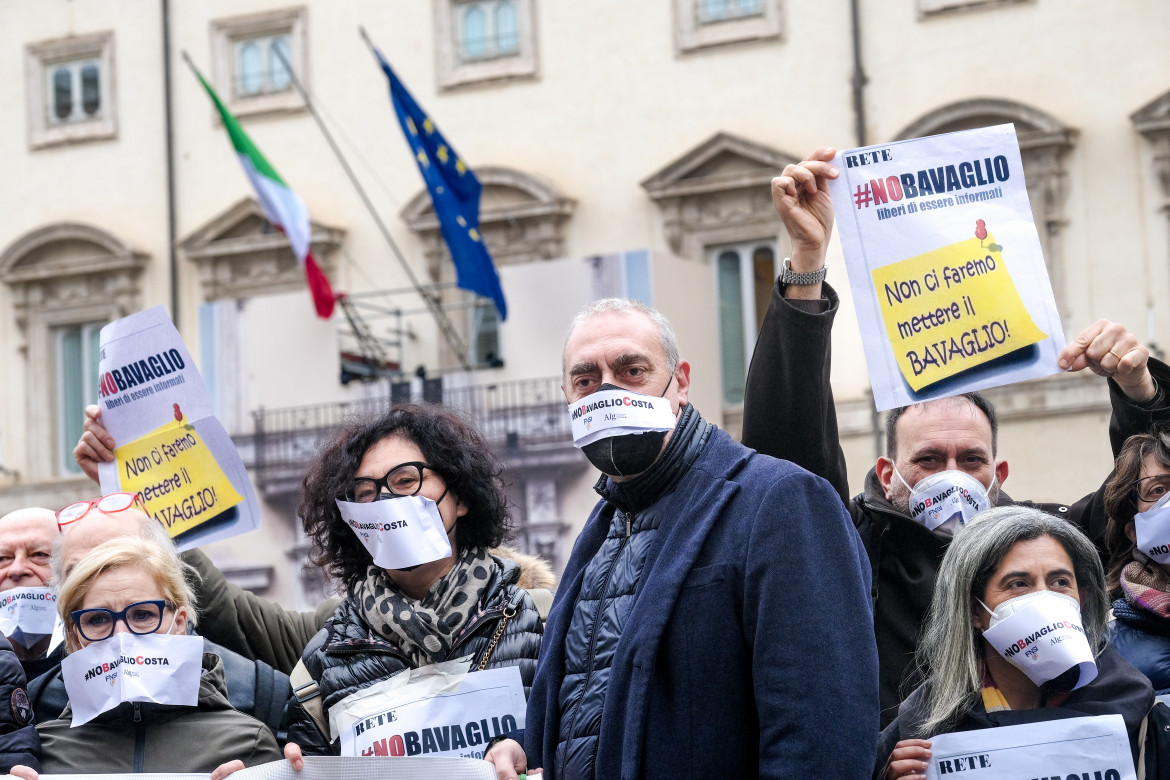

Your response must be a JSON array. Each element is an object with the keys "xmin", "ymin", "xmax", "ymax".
[{"xmin": 71, "ymin": 599, "xmax": 174, "ymax": 643}]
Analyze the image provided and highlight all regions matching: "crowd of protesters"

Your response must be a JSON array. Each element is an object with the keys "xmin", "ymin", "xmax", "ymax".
[{"xmin": 0, "ymin": 149, "xmax": 1167, "ymax": 779}]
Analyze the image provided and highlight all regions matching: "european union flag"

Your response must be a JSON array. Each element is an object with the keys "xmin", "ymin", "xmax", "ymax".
[{"xmin": 373, "ymin": 50, "xmax": 507, "ymax": 320}]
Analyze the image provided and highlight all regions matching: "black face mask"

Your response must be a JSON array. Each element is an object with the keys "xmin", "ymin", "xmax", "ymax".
[{"xmin": 579, "ymin": 379, "xmax": 674, "ymax": 478}]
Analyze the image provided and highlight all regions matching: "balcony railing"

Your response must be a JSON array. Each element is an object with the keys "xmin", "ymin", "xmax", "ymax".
[{"xmin": 248, "ymin": 376, "xmax": 573, "ymax": 492}]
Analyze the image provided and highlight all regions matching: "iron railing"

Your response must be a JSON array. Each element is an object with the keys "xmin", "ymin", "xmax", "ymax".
[{"xmin": 249, "ymin": 376, "xmax": 572, "ymax": 490}]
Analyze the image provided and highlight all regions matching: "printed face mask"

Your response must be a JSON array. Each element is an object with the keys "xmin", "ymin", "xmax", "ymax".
[
  {"xmin": 0, "ymin": 587, "xmax": 58, "ymax": 650},
  {"xmin": 1135, "ymin": 491, "xmax": 1170, "ymax": 565},
  {"xmin": 61, "ymin": 628, "xmax": 203, "ymax": 726},
  {"xmin": 570, "ymin": 381, "xmax": 677, "ymax": 477},
  {"xmin": 336, "ymin": 495, "xmax": 453, "ymax": 571},
  {"xmin": 895, "ymin": 467, "xmax": 992, "ymax": 535},
  {"xmin": 979, "ymin": 589, "xmax": 1097, "ymax": 691}
]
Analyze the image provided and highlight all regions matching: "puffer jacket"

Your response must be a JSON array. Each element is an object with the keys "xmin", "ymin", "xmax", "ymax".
[
  {"xmin": 287, "ymin": 552, "xmax": 547, "ymax": 754},
  {"xmin": 36, "ymin": 652, "xmax": 281, "ymax": 773},
  {"xmin": 552, "ymin": 403, "xmax": 709, "ymax": 777},
  {"xmin": 1109, "ymin": 597, "xmax": 1170, "ymax": 695},
  {"xmin": 0, "ymin": 634, "xmax": 38, "ymax": 773}
]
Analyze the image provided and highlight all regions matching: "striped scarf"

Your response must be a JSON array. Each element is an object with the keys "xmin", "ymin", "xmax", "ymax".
[{"xmin": 1120, "ymin": 554, "xmax": 1170, "ymax": 619}]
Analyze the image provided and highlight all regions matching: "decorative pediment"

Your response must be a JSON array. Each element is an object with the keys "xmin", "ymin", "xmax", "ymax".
[
  {"xmin": 180, "ymin": 197, "xmax": 346, "ymax": 302},
  {"xmin": 1132, "ymin": 90, "xmax": 1170, "ymax": 202},
  {"xmin": 402, "ymin": 167, "xmax": 575, "ymax": 272},
  {"xmin": 640, "ymin": 132, "xmax": 798, "ymax": 256},
  {"xmin": 0, "ymin": 222, "xmax": 148, "ymax": 332}
]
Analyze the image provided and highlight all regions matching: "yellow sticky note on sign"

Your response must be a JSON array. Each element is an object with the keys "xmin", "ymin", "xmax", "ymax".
[
  {"xmin": 115, "ymin": 418, "xmax": 243, "ymax": 538},
  {"xmin": 870, "ymin": 234, "xmax": 1048, "ymax": 391}
]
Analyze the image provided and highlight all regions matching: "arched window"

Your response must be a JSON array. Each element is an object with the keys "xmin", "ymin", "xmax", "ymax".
[
  {"xmin": 80, "ymin": 63, "xmax": 101, "ymax": 116},
  {"xmin": 495, "ymin": 1, "xmax": 519, "ymax": 55},
  {"xmin": 461, "ymin": 6, "xmax": 488, "ymax": 61},
  {"xmin": 52, "ymin": 67, "xmax": 72, "ymax": 120},
  {"xmin": 269, "ymin": 36, "xmax": 292, "ymax": 91},
  {"xmin": 238, "ymin": 40, "xmax": 263, "ymax": 95}
]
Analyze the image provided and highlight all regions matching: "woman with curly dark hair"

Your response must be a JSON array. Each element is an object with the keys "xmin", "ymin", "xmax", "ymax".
[
  {"xmin": 283, "ymin": 404, "xmax": 551, "ymax": 758},
  {"xmin": 1103, "ymin": 425, "xmax": 1170, "ymax": 695}
]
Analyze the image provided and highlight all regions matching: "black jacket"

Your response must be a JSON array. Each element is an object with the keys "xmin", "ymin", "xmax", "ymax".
[
  {"xmin": 876, "ymin": 646, "xmax": 1160, "ymax": 777},
  {"xmin": 742, "ymin": 281, "xmax": 1170, "ymax": 726},
  {"xmin": 288, "ymin": 552, "xmax": 544, "ymax": 754},
  {"xmin": 0, "ymin": 635, "xmax": 39, "ymax": 773}
]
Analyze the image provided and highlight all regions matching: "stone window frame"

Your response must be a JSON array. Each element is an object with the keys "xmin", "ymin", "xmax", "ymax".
[
  {"xmin": 25, "ymin": 30, "xmax": 117, "ymax": 150},
  {"xmin": 0, "ymin": 223, "xmax": 147, "ymax": 481},
  {"xmin": 917, "ymin": 0, "xmax": 1031, "ymax": 16},
  {"xmin": 674, "ymin": 0, "xmax": 783, "ymax": 55},
  {"xmin": 896, "ymin": 99, "xmax": 1076, "ymax": 321},
  {"xmin": 1132, "ymin": 90, "xmax": 1170, "ymax": 216},
  {"xmin": 642, "ymin": 132, "xmax": 799, "ymax": 434},
  {"xmin": 210, "ymin": 6, "xmax": 308, "ymax": 120},
  {"xmin": 180, "ymin": 197, "xmax": 344, "ymax": 304},
  {"xmin": 433, "ymin": 0, "xmax": 539, "ymax": 90}
]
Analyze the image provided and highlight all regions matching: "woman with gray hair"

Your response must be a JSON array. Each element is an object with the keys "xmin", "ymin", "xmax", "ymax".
[{"xmin": 878, "ymin": 505, "xmax": 1160, "ymax": 779}]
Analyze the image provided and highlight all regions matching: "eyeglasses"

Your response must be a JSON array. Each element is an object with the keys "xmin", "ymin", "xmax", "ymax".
[
  {"xmin": 71, "ymin": 600, "xmax": 173, "ymax": 643},
  {"xmin": 56, "ymin": 493, "xmax": 147, "ymax": 532},
  {"xmin": 1133, "ymin": 475, "xmax": 1170, "ymax": 503},
  {"xmin": 346, "ymin": 462, "xmax": 434, "ymax": 503}
]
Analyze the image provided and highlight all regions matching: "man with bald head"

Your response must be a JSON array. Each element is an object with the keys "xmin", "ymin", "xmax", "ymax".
[{"xmin": 0, "ymin": 508, "xmax": 60, "ymax": 679}]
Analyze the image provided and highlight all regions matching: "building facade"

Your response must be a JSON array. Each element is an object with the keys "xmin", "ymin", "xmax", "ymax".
[{"xmin": 0, "ymin": 0, "xmax": 1167, "ymax": 606}]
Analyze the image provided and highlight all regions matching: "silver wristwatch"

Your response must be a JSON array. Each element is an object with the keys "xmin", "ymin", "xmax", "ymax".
[{"xmin": 779, "ymin": 257, "xmax": 827, "ymax": 285}]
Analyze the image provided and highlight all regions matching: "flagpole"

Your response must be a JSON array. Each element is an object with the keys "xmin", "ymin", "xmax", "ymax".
[{"xmin": 265, "ymin": 45, "xmax": 473, "ymax": 370}]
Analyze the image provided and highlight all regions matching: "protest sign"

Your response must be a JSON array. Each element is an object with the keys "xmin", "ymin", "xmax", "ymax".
[
  {"xmin": 95, "ymin": 306, "xmax": 259, "ymax": 549},
  {"xmin": 329, "ymin": 662, "xmax": 526, "ymax": 760},
  {"xmin": 827, "ymin": 124, "xmax": 1066, "ymax": 411},
  {"xmin": 26, "ymin": 756, "xmax": 500, "ymax": 780},
  {"xmin": 924, "ymin": 714, "xmax": 1136, "ymax": 780}
]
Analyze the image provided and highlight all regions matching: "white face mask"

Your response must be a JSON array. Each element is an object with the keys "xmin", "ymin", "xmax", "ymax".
[
  {"xmin": 0, "ymin": 587, "xmax": 58, "ymax": 650},
  {"xmin": 1135, "ymin": 491, "xmax": 1170, "ymax": 565},
  {"xmin": 894, "ymin": 467, "xmax": 993, "ymax": 535},
  {"xmin": 336, "ymin": 495, "xmax": 453, "ymax": 571},
  {"xmin": 979, "ymin": 590, "xmax": 1097, "ymax": 691},
  {"xmin": 61, "ymin": 618, "xmax": 203, "ymax": 726}
]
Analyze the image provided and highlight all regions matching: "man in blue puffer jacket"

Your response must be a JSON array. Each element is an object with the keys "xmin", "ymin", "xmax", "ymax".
[
  {"xmin": 487, "ymin": 299, "xmax": 879, "ymax": 779},
  {"xmin": 0, "ymin": 634, "xmax": 39, "ymax": 772}
]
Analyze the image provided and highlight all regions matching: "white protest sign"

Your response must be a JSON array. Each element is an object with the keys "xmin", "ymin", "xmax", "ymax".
[
  {"xmin": 569, "ymin": 388, "xmax": 676, "ymax": 447},
  {"xmin": 17, "ymin": 756, "xmax": 501, "ymax": 780},
  {"xmin": 924, "ymin": 714, "xmax": 1136, "ymax": 780},
  {"xmin": 95, "ymin": 306, "xmax": 259, "ymax": 550},
  {"xmin": 61, "ymin": 632, "xmax": 203, "ymax": 726},
  {"xmin": 0, "ymin": 587, "xmax": 57, "ymax": 649},
  {"xmin": 334, "ymin": 497, "xmax": 452, "ymax": 571},
  {"xmin": 827, "ymin": 124, "xmax": 1066, "ymax": 411},
  {"xmin": 330, "ymin": 662, "xmax": 526, "ymax": 760}
]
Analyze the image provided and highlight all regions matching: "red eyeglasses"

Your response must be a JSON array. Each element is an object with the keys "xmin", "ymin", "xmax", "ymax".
[{"xmin": 55, "ymin": 493, "xmax": 147, "ymax": 532}]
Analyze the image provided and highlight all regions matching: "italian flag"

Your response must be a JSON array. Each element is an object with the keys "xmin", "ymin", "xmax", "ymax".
[{"xmin": 192, "ymin": 68, "xmax": 336, "ymax": 318}]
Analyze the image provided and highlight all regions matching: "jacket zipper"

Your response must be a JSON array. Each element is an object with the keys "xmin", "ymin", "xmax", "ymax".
[
  {"xmin": 132, "ymin": 702, "xmax": 146, "ymax": 773},
  {"xmin": 564, "ymin": 509, "xmax": 632, "ymax": 739}
]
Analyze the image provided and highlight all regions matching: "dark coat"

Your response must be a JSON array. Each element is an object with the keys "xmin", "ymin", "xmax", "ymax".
[
  {"xmin": 0, "ymin": 635, "xmax": 39, "ymax": 773},
  {"xmin": 36, "ymin": 652, "xmax": 281, "ymax": 773},
  {"xmin": 287, "ymin": 553, "xmax": 544, "ymax": 755},
  {"xmin": 742, "ymin": 281, "xmax": 1170, "ymax": 726},
  {"xmin": 876, "ymin": 646, "xmax": 1159, "ymax": 777},
  {"xmin": 523, "ymin": 407, "xmax": 879, "ymax": 780},
  {"xmin": 1109, "ymin": 597, "xmax": 1170, "ymax": 695}
]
